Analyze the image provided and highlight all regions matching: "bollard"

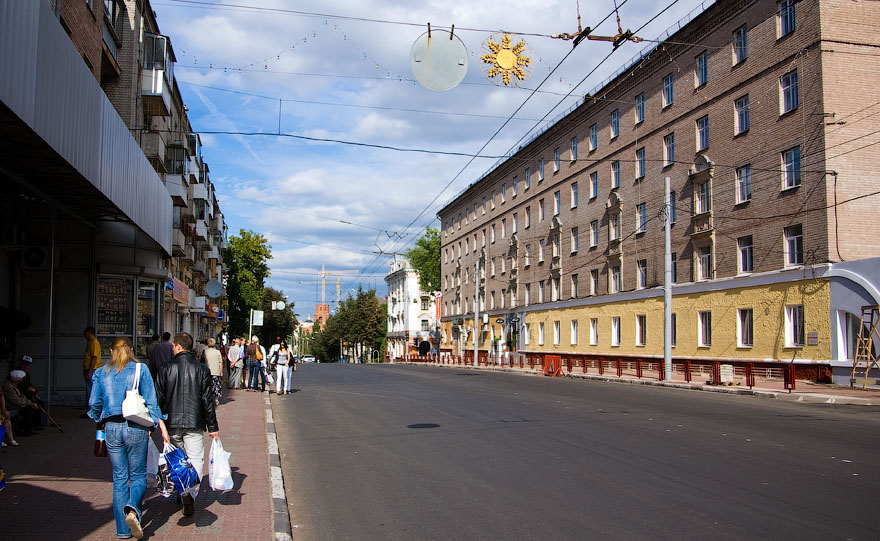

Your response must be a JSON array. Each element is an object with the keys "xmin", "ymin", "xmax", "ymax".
[
  {"xmin": 566, "ymin": 358, "xmax": 572, "ymax": 373},
  {"xmin": 598, "ymin": 358, "xmax": 604, "ymax": 375},
  {"xmin": 712, "ymin": 362, "xmax": 721, "ymax": 385},
  {"xmin": 746, "ymin": 362, "xmax": 754, "ymax": 388},
  {"xmin": 636, "ymin": 359, "xmax": 642, "ymax": 379},
  {"xmin": 783, "ymin": 364, "xmax": 796, "ymax": 392},
  {"xmin": 583, "ymin": 357, "xmax": 588, "ymax": 374},
  {"xmin": 658, "ymin": 360, "xmax": 665, "ymax": 381},
  {"xmin": 616, "ymin": 359, "xmax": 622, "ymax": 377},
  {"xmin": 685, "ymin": 361, "xmax": 692, "ymax": 382}
]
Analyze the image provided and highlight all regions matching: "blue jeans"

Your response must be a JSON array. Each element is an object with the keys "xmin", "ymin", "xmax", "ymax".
[
  {"xmin": 247, "ymin": 361, "xmax": 263, "ymax": 390},
  {"xmin": 105, "ymin": 421, "xmax": 149, "ymax": 538}
]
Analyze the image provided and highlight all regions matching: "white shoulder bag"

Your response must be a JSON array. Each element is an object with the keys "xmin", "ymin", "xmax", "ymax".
[{"xmin": 122, "ymin": 362, "xmax": 154, "ymax": 427}]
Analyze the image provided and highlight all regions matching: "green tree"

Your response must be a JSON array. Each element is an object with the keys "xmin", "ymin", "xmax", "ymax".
[
  {"xmin": 223, "ymin": 229, "xmax": 271, "ymax": 338},
  {"xmin": 259, "ymin": 287, "xmax": 298, "ymax": 346},
  {"xmin": 309, "ymin": 288, "xmax": 387, "ymax": 362},
  {"xmin": 405, "ymin": 227, "xmax": 441, "ymax": 292}
]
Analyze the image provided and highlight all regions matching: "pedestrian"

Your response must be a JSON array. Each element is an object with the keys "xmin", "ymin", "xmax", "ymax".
[
  {"xmin": 153, "ymin": 332, "xmax": 173, "ymax": 370},
  {"xmin": 2, "ymin": 370, "xmax": 39, "ymax": 436},
  {"xmin": 155, "ymin": 332, "xmax": 219, "ymax": 517},
  {"xmin": 81, "ymin": 326, "xmax": 102, "ymax": 418},
  {"xmin": 194, "ymin": 338, "xmax": 208, "ymax": 364},
  {"xmin": 240, "ymin": 337, "xmax": 248, "ymax": 387},
  {"xmin": 275, "ymin": 342, "xmax": 294, "ymax": 395},
  {"xmin": 145, "ymin": 334, "xmax": 161, "ymax": 383},
  {"xmin": 226, "ymin": 338, "xmax": 243, "ymax": 389},
  {"xmin": 87, "ymin": 336, "xmax": 165, "ymax": 540},
  {"xmin": 245, "ymin": 336, "xmax": 266, "ymax": 392},
  {"xmin": 203, "ymin": 338, "xmax": 224, "ymax": 406}
]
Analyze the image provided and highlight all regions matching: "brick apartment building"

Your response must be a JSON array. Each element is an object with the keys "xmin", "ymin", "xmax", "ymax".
[{"xmin": 438, "ymin": 0, "xmax": 880, "ymax": 384}]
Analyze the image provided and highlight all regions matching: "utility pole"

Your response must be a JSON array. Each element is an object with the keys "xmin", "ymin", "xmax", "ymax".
[
  {"xmin": 474, "ymin": 258, "xmax": 480, "ymax": 367},
  {"xmin": 664, "ymin": 176, "xmax": 673, "ymax": 381}
]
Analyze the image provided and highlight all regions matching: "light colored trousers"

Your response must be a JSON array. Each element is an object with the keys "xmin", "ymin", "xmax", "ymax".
[
  {"xmin": 276, "ymin": 363, "xmax": 292, "ymax": 392},
  {"xmin": 168, "ymin": 428, "xmax": 205, "ymax": 497}
]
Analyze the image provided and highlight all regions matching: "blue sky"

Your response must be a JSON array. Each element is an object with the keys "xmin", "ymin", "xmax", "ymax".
[{"xmin": 153, "ymin": 0, "xmax": 706, "ymax": 321}]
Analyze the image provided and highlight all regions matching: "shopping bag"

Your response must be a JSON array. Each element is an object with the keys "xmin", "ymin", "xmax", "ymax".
[
  {"xmin": 163, "ymin": 442, "xmax": 200, "ymax": 495},
  {"xmin": 146, "ymin": 438, "xmax": 160, "ymax": 486},
  {"xmin": 0, "ymin": 425, "xmax": 6, "ymax": 491},
  {"xmin": 209, "ymin": 438, "xmax": 234, "ymax": 491},
  {"xmin": 156, "ymin": 452, "xmax": 174, "ymax": 498},
  {"xmin": 266, "ymin": 372, "xmax": 275, "ymax": 385}
]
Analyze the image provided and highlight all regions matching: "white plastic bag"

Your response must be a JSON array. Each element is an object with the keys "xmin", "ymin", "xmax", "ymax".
[
  {"xmin": 209, "ymin": 438, "xmax": 233, "ymax": 491},
  {"xmin": 265, "ymin": 372, "xmax": 275, "ymax": 385}
]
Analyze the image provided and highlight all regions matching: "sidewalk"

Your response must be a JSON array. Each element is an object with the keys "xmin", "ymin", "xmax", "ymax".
[{"xmin": 0, "ymin": 388, "xmax": 275, "ymax": 540}]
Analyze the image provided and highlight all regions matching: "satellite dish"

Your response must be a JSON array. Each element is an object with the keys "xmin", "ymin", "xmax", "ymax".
[
  {"xmin": 205, "ymin": 280, "xmax": 223, "ymax": 298},
  {"xmin": 410, "ymin": 28, "xmax": 469, "ymax": 91}
]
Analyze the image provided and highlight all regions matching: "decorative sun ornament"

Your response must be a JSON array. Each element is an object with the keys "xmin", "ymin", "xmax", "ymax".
[{"xmin": 480, "ymin": 33, "xmax": 533, "ymax": 86}]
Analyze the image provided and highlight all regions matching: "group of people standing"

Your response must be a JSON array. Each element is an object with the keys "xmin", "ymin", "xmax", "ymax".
[{"xmin": 225, "ymin": 336, "xmax": 296, "ymax": 395}]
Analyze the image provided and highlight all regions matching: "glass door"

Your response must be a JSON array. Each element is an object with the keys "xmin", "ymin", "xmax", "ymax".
[
  {"xmin": 137, "ymin": 281, "xmax": 159, "ymax": 357},
  {"xmin": 96, "ymin": 276, "xmax": 134, "ymax": 357}
]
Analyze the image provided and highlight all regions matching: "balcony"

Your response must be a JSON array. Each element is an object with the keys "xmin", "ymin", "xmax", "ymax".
[
  {"xmin": 188, "ymin": 182, "xmax": 207, "ymax": 201},
  {"xmin": 187, "ymin": 156, "xmax": 199, "ymax": 184},
  {"xmin": 141, "ymin": 33, "xmax": 174, "ymax": 118},
  {"xmin": 172, "ymin": 229, "xmax": 186, "ymax": 256},
  {"xmin": 165, "ymin": 175, "xmax": 187, "ymax": 207},
  {"xmin": 194, "ymin": 219, "xmax": 208, "ymax": 241},
  {"xmin": 206, "ymin": 247, "xmax": 219, "ymax": 261},
  {"xmin": 691, "ymin": 211, "xmax": 714, "ymax": 239},
  {"xmin": 141, "ymin": 132, "xmax": 166, "ymax": 166},
  {"xmin": 182, "ymin": 244, "xmax": 195, "ymax": 264},
  {"xmin": 607, "ymin": 238, "xmax": 622, "ymax": 257},
  {"xmin": 180, "ymin": 201, "xmax": 195, "ymax": 223},
  {"xmin": 191, "ymin": 295, "xmax": 206, "ymax": 313},
  {"xmin": 550, "ymin": 255, "xmax": 562, "ymax": 273},
  {"xmin": 193, "ymin": 260, "xmax": 206, "ymax": 277}
]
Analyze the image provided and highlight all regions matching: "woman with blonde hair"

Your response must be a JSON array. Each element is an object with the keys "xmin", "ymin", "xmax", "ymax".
[{"xmin": 88, "ymin": 337, "xmax": 166, "ymax": 540}]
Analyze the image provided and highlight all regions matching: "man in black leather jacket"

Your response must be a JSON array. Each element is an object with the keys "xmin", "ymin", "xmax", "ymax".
[{"xmin": 156, "ymin": 332, "xmax": 219, "ymax": 517}]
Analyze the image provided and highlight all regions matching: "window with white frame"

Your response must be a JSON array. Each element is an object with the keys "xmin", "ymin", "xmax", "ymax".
[
  {"xmin": 512, "ymin": 176, "xmax": 518, "ymax": 197},
  {"xmin": 482, "ymin": 197, "xmax": 486, "ymax": 215},
  {"xmin": 490, "ymin": 291, "xmax": 495, "ymax": 310},
  {"xmin": 524, "ymin": 283, "xmax": 531, "ymax": 306},
  {"xmin": 695, "ymin": 181, "xmax": 711, "ymax": 214},
  {"xmin": 695, "ymin": 51, "xmax": 708, "ymax": 87},
  {"xmin": 636, "ymin": 314, "xmax": 647, "ymax": 346},
  {"xmin": 490, "ymin": 257, "xmax": 496, "ymax": 276},
  {"xmin": 524, "ymin": 244, "xmax": 531, "ymax": 266},
  {"xmin": 590, "ymin": 269, "xmax": 599, "ymax": 295},
  {"xmin": 554, "ymin": 148, "xmax": 560, "ymax": 172},
  {"xmin": 738, "ymin": 308, "xmax": 754, "ymax": 347},
  {"xmin": 590, "ymin": 220, "xmax": 599, "ymax": 247},
  {"xmin": 523, "ymin": 323, "xmax": 530, "ymax": 345},
  {"xmin": 590, "ymin": 318, "xmax": 598, "ymax": 345},
  {"xmin": 610, "ymin": 264, "xmax": 621, "ymax": 293},
  {"xmin": 637, "ymin": 259, "xmax": 647, "ymax": 289},
  {"xmin": 552, "ymin": 277, "xmax": 560, "ymax": 302},
  {"xmin": 501, "ymin": 183, "xmax": 507, "ymax": 203},
  {"xmin": 491, "ymin": 191, "xmax": 496, "ymax": 209},
  {"xmin": 610, "ymin": 212, "xmax": 621, "ymax": 241},
  {"xmin": 571, "ymin": 273, "xmax": 579, "ymax": 298},
  {"xmin": 525, "ymin": 207, "xmax": 531, "ymax": 229},
  {"xmin": 664, "ymin": 133, "xmax": 675, "ymax": 166},
  {"xmin": 539, "ymin": 239, "xmax": 545, "ymax": 262},
  {"xmin": 736, "ymin": 164, "xmax": 752, "ymax": 203},
  {"xmin": 663, "ymin": 74, "xmax": 674, "ymax": 107},
  {"xmin": 635, "ymin": 93, "xmax": 645, "ymax": 124},
  {"xmin": 785, "ymin": 304, "xmax": 804, "ymax": 347},
  {"xmin": 512, "ymin": 213, "xmax": 518, "ymax": 234},
  {"xmin": 780, "ymin": 70, "xmax": 798, "ymax": 114},
  {"xmin": 698, "ymin": 311, "xmax": 712, "ymax": 346},
  {"xmin": 524, "ymin": 167, "xmax": 531, "ymax": 189},
  {"xmin": 738, "ymin": 235, "xmax": 754, "ymax": 273},
  {"xmin": 464, "ymin": 238, "xmax": 469, "ymax": 255},
  {"xmin": 571, "ymin": 136, "xmax": 579, "ymax": 160},
  {"xmin": 735, "ymin": 95, "xmax": 750, "ymax": 134},
  {"xmin": 636, "ymin": 148, "xmax": 646, "ymax": 179},
  {"xmin": 482, "ymin": 229, "xmax": 487, "ymax": 247},
  {"xmin": 611, "ymin": 316, "xmax": 621, "ymax": 346},
  {"xmin": 669, "ymin": 191, "xmax": 677, "ymax": 223},
  {"xmin": 501, "ymin": 219, "xmax": 506, "ymax": 238},
  {"xmin": 733, "ymin": 24, "xmax": 748, "ymax": 64},
  {"xmin": 553, "ymin": 321, "xmax": 560, "ymax": 345},
  {"xmin": 510, "ymin": 288, "xmax": 516, "ymax": 308},
  {"xmin": 589, "ymin": 124, "xmax": 597, "ymax": 151},
  {"xmin": 590, "ymin": 172, "xmax": 598, "ymax": 199},
  {"xmin": 538, "ymin": 322, "xmax": 545, "ymax": 345},
  {"xmin": 696, "ymin": 115, "xmax": 709, "ymax": 151},
  {"xmin": 671, "ymin": 313, "xmax": 677, "ymax": 347},
  {"xmin": 611, "ymin": 109, "xmax": 619, "ymax": 138},
  {"xmin": 570, "ymin": 320, "xmax": 578, "ymax": 345},
  {"xmin": 491, "ymin": 223, "xmax": 496, "ymax": 243},
  {"xmin": 698, "ymin": 245, "xmax": 713, "ymax": 280},
  {"xmin": 571, "ymin": 227, "xmax": 579, "ymax": 253},
  {"xmin": 552, "ymin": 233, "xmax": 560, "ymax": 257},
  {"xmin": 539, "ymin": 199, "xmax": 545, "ymax": 221},
  {"xmin": 612, "ymin": 161, "xmax": 621, "ymax": 188},
  {"xmin": 501, "ymin": 256, "xmax": 506, "ymax": 274},
  {"xmin": 785, "ymin": 224, "xmax": 803, "ymax": 266},
  {"xmin": 570, "ymin": 182, "xmax": 578, "ymax": 208},
  {"xmin": 539, "ymin": 159, "xmax": 545, "ymax": 181},
  {"xmin": 782, "ymin": 147, "xmax": 801, "ymax": 188},
  {"xmin": 539, "ymin": 280, "xmax": 546, "ymax": 302},
  {"xmin": 778, "ymin": 0, "xmax": 796, "ymax": 38},
  {"xmin": 671, "ymin": 252, "xmax": 678, "ymax": 283},
  {"xmin": 637, "ymin": 203, "xmax": 647, "ymax": 233}
]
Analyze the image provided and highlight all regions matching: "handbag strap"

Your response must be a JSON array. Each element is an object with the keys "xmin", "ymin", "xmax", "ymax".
[{"xmin": 132, "ymin": 362, "xmax": 141, "ymax": 393}]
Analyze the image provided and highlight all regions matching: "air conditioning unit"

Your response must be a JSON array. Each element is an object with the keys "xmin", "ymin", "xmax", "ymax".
[{"xmin": 21, "ymin": 246, "xmax": 60, "ymax": 271}]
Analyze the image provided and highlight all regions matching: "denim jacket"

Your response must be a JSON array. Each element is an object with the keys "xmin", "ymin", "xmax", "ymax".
[{"xmin": 88, "ymin": 361, "xmax": 166, "ymax": 428}]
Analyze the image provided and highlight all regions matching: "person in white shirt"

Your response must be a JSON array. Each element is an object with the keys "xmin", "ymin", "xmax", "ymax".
[{"xmin": 274, "ymin": 342, "xmax": 295, "ymax": 395}]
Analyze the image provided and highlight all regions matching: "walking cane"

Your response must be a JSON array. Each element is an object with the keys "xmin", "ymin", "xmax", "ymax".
[{"xmin": 39, "ymin": 406, "xmax": 64, "ymax": 433}]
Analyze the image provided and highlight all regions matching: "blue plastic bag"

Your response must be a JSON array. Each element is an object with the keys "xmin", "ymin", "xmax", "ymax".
[{"xmin": 162, "ymin": 442, "xmax": 200, "ymax": 495}]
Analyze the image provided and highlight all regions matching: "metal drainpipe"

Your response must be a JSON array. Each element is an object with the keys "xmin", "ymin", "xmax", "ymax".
[{"xmin": 44, "ymin": 207, "xmax": 56, "ymax": 419}]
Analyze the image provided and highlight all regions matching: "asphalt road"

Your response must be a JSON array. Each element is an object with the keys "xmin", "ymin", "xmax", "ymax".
[{"xmin": 272, "ymin": 363, "xmax": 880, "ymax": 541}]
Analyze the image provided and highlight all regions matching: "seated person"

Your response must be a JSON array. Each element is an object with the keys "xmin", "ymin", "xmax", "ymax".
[
  {"xmin": 0, "ymin": 383, "xmax": 19, "ymax": 446},
  {"xmin": 15, "ymin": 355, "xmax": 43, "ymax": 408},
  {"xmin": 2, "ymin": 370, "xmax": 39, "ymax": 436}
]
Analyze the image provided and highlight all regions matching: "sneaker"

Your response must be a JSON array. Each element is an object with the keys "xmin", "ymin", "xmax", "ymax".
[
  {"xmin": 124, "ymin": 510, "xmax": 143, "ymax": 539},
  {"xmin": 181, "ymin": 493, "xmax": 194, "ymax": 516},
  {"xmin": 9, "ymin": 440, "xmax": 19, "ymax": 447},
  {"xmin": 1, "ymin": 442, "xmax": 5, "ymax": 447}
]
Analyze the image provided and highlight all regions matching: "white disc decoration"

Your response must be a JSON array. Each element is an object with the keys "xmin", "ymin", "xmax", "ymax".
[{"xmin": 410, "ymin": 29, "xmax": 469, "ymax": 91}]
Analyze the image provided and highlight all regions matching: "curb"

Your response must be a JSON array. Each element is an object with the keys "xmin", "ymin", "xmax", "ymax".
[
  {"xmin": 399, "ymin": 362, "xmax": 880, "ymax": 406},
  {"xmin": 265, "ymin": 395, "xmax": 293, "ymax": 541}
]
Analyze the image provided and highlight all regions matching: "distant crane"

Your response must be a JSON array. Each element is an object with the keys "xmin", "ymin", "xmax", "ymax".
[{"xmin": 299, "ymin": 263, "xmax": 359, "ymax": 311}]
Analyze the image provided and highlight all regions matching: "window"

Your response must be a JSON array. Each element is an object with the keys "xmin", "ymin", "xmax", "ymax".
[
  {"xmin": 501, "ymin": 218, "xmax": 506, "ymax": 239},
  {"xmin": 589, "ymin": 124, "xmax": 597, "ymax": 151},
  {"xmin": 490, "ymin": 291, "xmax": 495, "ymax": 310},
  {"xmin": 553, "ymin": 321, "xmax": 560, "ymax": 345},
  {"xmin": 637, "ymin": 259, "xmax": 647, "ymax": 289},
  {"xmin": 539, "ymin": 280, "xmax": 546, "ymax": 303},
  {"xmin": 612, "ymin": 161, "xmax": 621, "ymax": 188},
  {"xmin": 696, "ymin": 115, "xmax": 709, "ymax": 151},
  {"xmin": 733, "ymin": 25, "xmax": 748, "ymax": 64},
  {"xmin": 539, "ymin": 322, "xmax": 545, "ymax": 345},
  {"xmin": 501, "ymin": 183, "xmax": 507, "ymax": 203},
  {"xmin": 571, "ymin": 273, "xmax": 579, "ymax": 298},
  {"xmin": 524, "ymin": 283, "xmax": 531, "ymax": 306},
  {"xmin": 590, "ymin": 269, "xmax": 599, "ymax": 295},
  {"xmin": 663, "ymin": 74, "xmax": 674, "ymax": 107},
  {"xmin": 590, "ymin": 172, "xmax": 598, "ymax": 198},
  {"xmin": 539, "ymin": 199, "xmax": 545, "ymax": 221},
  {"xmin": 781, "ymin": 70, "xmax": 798, "ymax": 114},
  {"xmin": 524, "ymin": 323, "xmax": 530, "ymax": 345},
  {"xmin": 611, "ymin": 109, "xmax": 619, "ymax": 138},
  {"xmin": 671, "ymin": 253, "xmax": 678, "ymax": 283},
  {"xmin": 512, "ymin": 177, "xmax": 518, "ymax": 197},
  {"xmin": 698, "ymin": 311, "xmax": 712, "ymax": 346},
  {"xmin": 482, "ymin": 229, "xmax": 487, "ymax": 246},
  {"xmin": 785, "ymin": 224, "xmax": 803, "ymax": 266},
  {"xmin": 491, "ymin": 192, "xmax": 496, "ymax": 210},
  {"xmin": 735, "ymin": 95, "xmax": 750, "ymax": 134},
  {"xmin": 501, "ymin": 257, "xmax": 506, "ymax": 274},
  {"xmin": 482, "ymin": 197, "xmax": 486, "ymax": 215},
  {"xmin": 634, "ymin": 147, "xmax": 645, "ymax": 179},
  {"xmin": 552, "ymin": 233, "xmax": 560, "ymax": 258},
  {"xmin": 669, "ymin": 191, "xmax": 677, "ymax": 223},
  {"xmin": 636, "ymin": 315, "xmax": 647, "ymax": 346},
  {"xmin": 553, "ymin": 191, "xmax": 561, "ymax": 215},
  {"xmin": 610, "ymin": 212, "xmax": 621, "ymax": 241},
  {"xmin": 571, "ymin": 227, "xmax": 579, "ymax": 253},
  {"xmin": 696, "ymin": 181, "xmax": 711, "ymax": 214},
  {"xmin": 736, "ymin": 164, "xmax": 752, "ymax": 203},
  {"xmin": 738, "ymin": 235, "xmax": 754, "ymax": 273},
  {"xmin": 738, "ymin": 308, "xmax": 754, "ymax": 347},
  {"xmin": 611, "ymin": 316, "xmax": 621, "ymax": 346},
  {"xmin": 570, "ymin": 320, "xmax": 578, "ymax": 345},
  {"xmin": 420, "ymin": 319, "xmax": 430, "ymax": 332},
  {"xmin": 554, "ymin": 148, "xmax": 560, "ymax": 172},
  {"xmin": 539, "ymin": 239, "xmax": 545, "ymax": 262},
  {"xmin": 664, "ymin": 133, "xmax": 675, "ymax": 166},
  {"xmin": 464, "ymin": 238, "xmax": 469, "ymax": 255},
  {"xmin": 590, "ymin": 318, "xmax": 598, "ymax": 345},
  {"xmin": 524, "ymin": 207, "xmax": 531, "ymax": 229},
  {"xmin": 571, "ymin": 182, "xmax": 579, "ymax": 208},
  {"xmin": 778, "ymin": 0, "xmax": 796, "ymax": 38},
  {"xmin": 782, "ymin": 147, "xmax": 801, "ymax": 188},
  {"xmin": 512, "ymin": 213, "xmax": 518, "ymax": 234},
  {"xmin": 491, "ymin": 224, "xmax": 496, "ymax": 243},
  {"xmin": 610, "ymin": 264, "xmax": 621, "ymax": 293},
  {"xmin": 590, "ymin": 220, "xmax": 599, "ymax": 247},
  {"xmin": 490, "ymin": 258, "xmax": 496, "ymax": 277},
  {"xmin": 785, "ymin": 304, "xmax": 804, "ymax": 347},
  {"xmin": 524, "ymin": 244, "xmax": 531, "ymax": 267},
  {"xmin": 698, "ymin": 245, "xmax": 713, "ymax": 280},
  {"xmin": 539, "ymin": 159, "xmax": 545, "ymax": 181},
  {"xmin": 671, "ymin": 313, "xmax": 677, "ymax": 347},
  {"xmin": 695, "ymin": 51, "xmax": 708, "ymax": 87},
  {"xmin": 637, "ymin": 203, "xmax": 647, "ymax": 233},
  {"xmin": 525, "ymin": 167, "xmax": 531, "ymax": 189},
  {"xmin": 635, "ymin": 93, "xmax": 645, "ymax": 123},
  {"xmin": 572, "ymin": 136, "xmax": 579, "ymax": 160}
]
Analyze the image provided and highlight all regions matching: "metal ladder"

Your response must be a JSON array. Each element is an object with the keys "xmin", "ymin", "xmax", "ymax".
[{"xmin": 851, "ymin": 306, "xmax": 880, "ymax": 388}]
